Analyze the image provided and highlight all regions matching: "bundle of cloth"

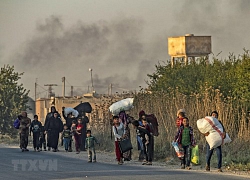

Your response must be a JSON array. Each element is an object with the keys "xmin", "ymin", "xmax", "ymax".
[
  {"xmin": 64, "ymin": 107, "xmax": 79, "ymax": 117},
  {"xmin": 109, "ymin": 98, "xmax": 134, "ymax": 115},
  {"xmin": 197, "ymin": 116, "xmax": 231, "ymax": 149}
]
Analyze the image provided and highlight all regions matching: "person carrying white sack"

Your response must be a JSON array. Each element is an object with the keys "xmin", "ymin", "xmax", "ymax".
[{"xmin": 203, "ymin": 111, "xmax": 226, "ymax": 172}]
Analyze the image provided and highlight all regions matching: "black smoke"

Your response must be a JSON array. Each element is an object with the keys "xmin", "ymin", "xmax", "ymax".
[{"xmin": 11, "ymin": 15, "xmax": 162, "ymax": 97}]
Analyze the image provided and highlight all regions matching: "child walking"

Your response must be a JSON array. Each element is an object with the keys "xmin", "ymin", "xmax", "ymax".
[
  {"xmin": 141, "ymin": 118, "xmax": 154, "ymax": 165},
  {"xmin": 85, "ymin": 130, "xmax": 99, "ymax": 162},
  {"xmin": 174, "ymin": 117, "xmax": 195, "ymax": 170},
  {"xmin": 132, "ymin": 120, "xmax": 152, "ymax": 165},
  {"xmin": 112, "ymin": 115, "xmax": 126, "ymax": 165},
  {"xmin": 30, "ymin": 115, "xmax": 42, "ymax": 152},
  {"xmin": 62, "ymin": 124, "xmax": 72, "ymax": 152},
  {"xmin": 39, "ymin": 125, "xmax": 47, "ymax": 151},
  {"xmin": 71, "ymin": 118, "xmax": 83, "ymax": 154}
]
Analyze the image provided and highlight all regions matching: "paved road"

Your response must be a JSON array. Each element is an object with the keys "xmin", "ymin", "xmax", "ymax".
[{"xmin": 0, "ymin": 145, "xmax": 249, "ymax": 180}]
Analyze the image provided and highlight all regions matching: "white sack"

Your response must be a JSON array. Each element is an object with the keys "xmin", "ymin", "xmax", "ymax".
[
  {"xmin": 206, "ymin": 132, "xmax": 232, "ymax": 149},
  {"xmin": 109, "ymin": 98, "xmax": 134, "ymax": 115},
  {"xmin": 197, "ymin": 116, "xmax": 231, "ymax": 149},
  {"xmin": 197, "ymin": 116, "xmax": 222, "ymax": 134},
  {"xmin": 205, "ymin": 130, "xmax": 222, "ymax": 149},
  {"xmin": 64, "ymin": 107, "xmax": 79, "ymax": 117}
]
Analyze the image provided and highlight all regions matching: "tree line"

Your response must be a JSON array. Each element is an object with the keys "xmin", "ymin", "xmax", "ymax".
[{"xmin": 0, "ymin": 65, "xmax": 29, "ymax": 137}]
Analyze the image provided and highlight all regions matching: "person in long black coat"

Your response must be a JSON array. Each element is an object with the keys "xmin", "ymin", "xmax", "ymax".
[
  {"xmin": 44, "ymin": 106, "xmax": 61, "ymax": 151},
  {"xmin": 79, "ymin": 112, "xmax": 89, "ymax": 151},
  {"xmin": 45, "ymin": 112, "xmax": 63, "ymax": 152}
]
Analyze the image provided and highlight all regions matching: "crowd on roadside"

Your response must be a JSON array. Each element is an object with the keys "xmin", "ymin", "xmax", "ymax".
[
  {"xmin": 15, "ymin": 106, "xmax": 98, "ymax": 163},
  {"xmin": 111, "ymin": 108, "xmax": 227, "ymax": 173},
  {"xmin": 15, "ymin": 106, "xmax": 227, "ymax": 172}
]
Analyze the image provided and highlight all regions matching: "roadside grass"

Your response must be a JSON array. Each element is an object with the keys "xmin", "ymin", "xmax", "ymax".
[{"xmin": 0, "ymin": 134, "xmax": 19, "ymax": 144}]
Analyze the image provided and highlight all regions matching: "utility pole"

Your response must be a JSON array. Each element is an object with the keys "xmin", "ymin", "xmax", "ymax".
[
  {"xmin": 35, "ymin": 80, "xmax": 37, "ymax": 101},
  {"xmin": 62, "ymin": 77, "xmax": 65, "ymax": 97},
  {"xmin": 89, "ymin": 68, "xmax": 94, "ymax": 92},
  {"xmin": 35, "ymin": 79, "xmax": 37, "ymax": 112},
  {"xmin": 71, "ymin": 86, "xmax": 73, "ymax": 97},
  {"xmin": 44, "ymin": 84, "xmax": 57, "ymax": 98},
  {"xmin": 110, "ymin": 83, "xmax": 112, "ymax": 95}
]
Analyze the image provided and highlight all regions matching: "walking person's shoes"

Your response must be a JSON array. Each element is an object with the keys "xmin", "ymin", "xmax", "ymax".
[
  {"xmin": 37, "ymin": 148, "xmax": 40, "ymax": 152},
  {"xmin": 88, "ymin": 160, "xmax": 92, "ymax": 163},
  {"xmin": 34, "ymin": 148, "xmax": 36, "ymax": 152},
  {"xmin": 21, "ymin": 148, "xmax": 25, "ymax": 152},
  {"xmin": 44, "ymin": 148, "xmax": 47, "ymax": 151},
  {"xmin": 118, "ymin": 161, "xmax": 123, "ymax": 165},
  {"xmin": 68, "ymin": 148, "xmax": 72, "ymax": 152},
  {"xmin": 146, "ymin": 162, "xmax": 152, "ymax": 165},
  {"xmin": 124, "ymin": 158, "xmax": 130, "ymax": 161},
  {"xmin": 218, "ymin": 168, "xmax": 223, "ymax": 172},
  {"xmin": 142, "ymin": 161, "xmax": 148, "ymax": 165},
  {"xmin": 186, "ymin": 166, "xmax": 191, "ymax": 170},
  {"xmin": 25, "ymin": 148, "xmax": 29, "ymax": 151},
  {"xmin": 205, "ymin": 165, "xmax": 210, "ymax": 171},
  {"xmin": 48, "ymin": 147, "xmax": 51, "ymax": 151},
  {"xmin": 52, "ymin": 148, "xmax": 56, "ymax": 152}
]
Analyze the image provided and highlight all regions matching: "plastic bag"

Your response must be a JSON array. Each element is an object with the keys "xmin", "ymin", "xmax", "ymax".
[
  {"xmin": 13, "ymin": 118, "xmax": 20, "ymax": 129},
  {"xmin": 172, "ymin": 141, "xmax": 184, "ymax": 159},
  {"xmin": 191, "ymin": 145, "xmax": 199, "ymax": 165}
]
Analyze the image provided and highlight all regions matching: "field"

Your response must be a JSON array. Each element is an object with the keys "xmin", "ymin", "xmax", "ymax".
[{"xmin": 88, "ymin": 89, "xmax": 250, "ymax": 172}]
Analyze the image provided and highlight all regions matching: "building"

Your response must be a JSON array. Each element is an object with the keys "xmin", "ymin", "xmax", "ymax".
[
  {"xmin": 35, "ymin": 92, "xmax": 128, "ymax": 126},
  {"xmin": 168, "ymin": 34, "xmax": 212, "ymax": 67}
]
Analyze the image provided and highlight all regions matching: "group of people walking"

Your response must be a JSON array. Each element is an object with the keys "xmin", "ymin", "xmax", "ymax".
[
  {"xmin": 112, "ymin": 110, "xmax": 156, "ymax": 165},
  {"xmin": 174, "ymin": 109, "xmax": 226, "ymax": 172},
  {"xmin": 111, "ymin": 108, "xmax": 226, "ymax": 173},
  {"xmin": 17, "ymin": 106, "xmax": 226, "ymax": 171},
  {"xmin": 17, "ymin": 106, "xmax": 99, "ymax": 163}
]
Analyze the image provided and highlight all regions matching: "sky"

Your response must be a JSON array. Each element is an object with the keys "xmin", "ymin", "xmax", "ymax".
[{"xmin": 1, "ymin": 0, "xmax": 250, "ymax": 99}]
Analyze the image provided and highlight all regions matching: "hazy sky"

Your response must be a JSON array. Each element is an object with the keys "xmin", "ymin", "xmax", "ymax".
[{"xmin": 1, "ymin": 0, "xmax": 250, "ymax": 99}]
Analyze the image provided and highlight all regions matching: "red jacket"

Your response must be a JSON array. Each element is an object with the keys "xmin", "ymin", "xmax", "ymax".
[{"xmin": 176, "ymin": 117, "xmax": 184, "ymax": 128}]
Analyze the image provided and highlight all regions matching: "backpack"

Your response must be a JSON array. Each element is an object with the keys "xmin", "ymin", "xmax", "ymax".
[
  {"xmin": 13, "ymin": 118, "xmax": 20, "ymax": 129},
  {"xmin": 146, "ymin": 114, "xmax": 159, "ymax": 136}
]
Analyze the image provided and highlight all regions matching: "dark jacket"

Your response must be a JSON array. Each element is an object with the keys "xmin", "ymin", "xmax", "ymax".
[
  {"xmin": 62, "ymin": 129, "xmax": 72, "ymax": 138},
  {"xmin": 45, "ymin": 116, "xmax": 63, "ymax": 133},
  {"xmin": 62, "ymin": 110, "xmax": 77, "ymax": 128},
  {"xmin": 136, "ymin": 126, "xmax": 151, "ymax": 144},
  {"xmin": 44, "ymin": 111, "xmax": 61, "ymax": 127},
  {"xmin": 30, "ymin": 120, "xmax": 42, "ymax": 134},
  {"xmin": 85, "ymin": 136, "xmax": 98, "ymax": 149}
]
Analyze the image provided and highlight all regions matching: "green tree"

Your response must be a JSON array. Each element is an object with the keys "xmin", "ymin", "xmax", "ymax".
[
  {"xmin": 147, "ymin": 52, "xmax": 250, "ymax": 102},
  {"xmin": 0, "ymin": 65, "xmax": 29, "ymax": 137}
]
